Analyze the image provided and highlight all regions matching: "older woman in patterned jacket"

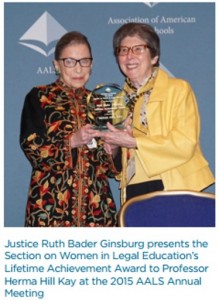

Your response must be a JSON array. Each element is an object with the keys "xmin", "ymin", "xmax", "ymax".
[{"xmin": 20, "ymin": 31, "xmax": 120, "ymax": 227}]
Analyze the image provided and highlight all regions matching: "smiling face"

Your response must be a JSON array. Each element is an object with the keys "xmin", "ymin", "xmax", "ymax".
[
  {"xmin": 117, "ymin": 36, "xmax": 158, "ymax": 86},
  {"xmin": 53, "ymin": 43, "xmax": 92, "ymax": 89}
]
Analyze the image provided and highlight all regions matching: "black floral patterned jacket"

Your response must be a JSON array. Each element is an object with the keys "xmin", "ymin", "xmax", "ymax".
[{"xmin": 20, "ymin": 80, "xmax": 120, "ymax": 227}]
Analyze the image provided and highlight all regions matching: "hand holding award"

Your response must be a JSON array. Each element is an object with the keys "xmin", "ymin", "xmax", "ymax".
[{"xmin": 87, "ymin": 83, "xmax": 130, "ymax": 130}]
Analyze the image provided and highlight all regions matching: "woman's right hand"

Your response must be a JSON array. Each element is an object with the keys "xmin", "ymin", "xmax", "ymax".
[
  {"xmin": 99, "ymin": 122, "xmax": 137, "ymax": 149},
  {"xmin": 70, "ymin": 124, "xmax": 99, "ymax": 148}
]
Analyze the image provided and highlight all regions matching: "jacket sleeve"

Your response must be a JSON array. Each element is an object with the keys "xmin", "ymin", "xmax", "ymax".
[
  {"xmin": 134, "ymin": 81, "xmax": 202, "ymax": 177},
  {"xmin": 95, "ymin": 140, "xmax": 122, "ymax": 178},
  {"xmin": 20, "ymin": 88, "xmax": 74, "ymax": 171}
]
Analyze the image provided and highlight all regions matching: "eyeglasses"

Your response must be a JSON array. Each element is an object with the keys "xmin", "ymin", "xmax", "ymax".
[
  {"xmin": 58, "ymin": 57, "xmax": 93, "ymax": 68},
  {"xmin": 116, "ymin": 44, "xmax": 149, "ymax": 56}
]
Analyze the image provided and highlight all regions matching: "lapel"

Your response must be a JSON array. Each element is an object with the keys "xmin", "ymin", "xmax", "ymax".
[{"xmin": 133, "ymin": 68, "xmax": 169, "ymax": 134}]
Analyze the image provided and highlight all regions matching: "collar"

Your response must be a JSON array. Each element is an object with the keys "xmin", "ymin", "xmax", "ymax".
[{"xmin": 55, "ymin": 78, "xmax": 88, "ymax": 96}]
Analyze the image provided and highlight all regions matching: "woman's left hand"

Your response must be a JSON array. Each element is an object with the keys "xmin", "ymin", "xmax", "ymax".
[{"xmin": 98, "ymin": 122, "xmax": 137, "ymax": 149}]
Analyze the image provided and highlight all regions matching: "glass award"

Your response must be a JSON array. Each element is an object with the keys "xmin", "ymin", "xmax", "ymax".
[{"xmin": 87, "ymin": 83, "xmax": 130, "ymax": 130}]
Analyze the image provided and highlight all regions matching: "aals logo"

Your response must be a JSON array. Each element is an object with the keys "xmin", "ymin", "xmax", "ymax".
[
  {"xmin": 19, "ymin": 11, "xmax": 67, "ymax": 57},
  {"xmin": 143, "ymin": 3, "xmax": 159, "ymax": 8}
]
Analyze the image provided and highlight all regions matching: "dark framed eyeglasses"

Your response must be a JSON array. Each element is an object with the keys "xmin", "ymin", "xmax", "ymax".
[
  {"xmin": 58, "ymin": 57, "xmax": 93, "ymax": 68},
  {"xmin": 116, "ymin": 44, "xmax": 149, "ymax": 56}
]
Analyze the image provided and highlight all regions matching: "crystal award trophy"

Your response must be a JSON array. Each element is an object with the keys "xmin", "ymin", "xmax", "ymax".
[{"xmin": 87, "ymin": 83, "xmax": 130, "ymax": 130}]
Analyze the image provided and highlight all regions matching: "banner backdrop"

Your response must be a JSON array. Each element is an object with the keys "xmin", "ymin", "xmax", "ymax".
[{"xmin": 4, "ymin": 2, "xmax": 215, "ymax": 227}]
